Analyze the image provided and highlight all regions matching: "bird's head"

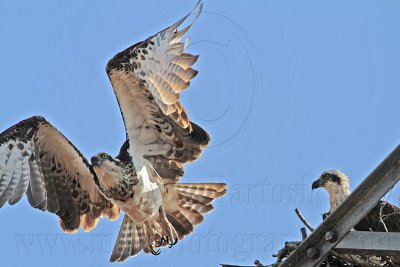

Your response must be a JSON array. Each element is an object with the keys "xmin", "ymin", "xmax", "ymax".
[
  {"xmin": 312, "ymin": 169, "xmax": 350, "ymax": 193},
  {"xmin": 91, "ymin": 152, "xmax": 117, "ymax": 167},
  {"xmin": 91, "ymin": 152, "xmax": 123, "ymax": 190}
]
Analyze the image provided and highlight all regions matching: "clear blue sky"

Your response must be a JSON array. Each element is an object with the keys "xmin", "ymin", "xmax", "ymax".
[{"xmin": 1, "ymin": 1, "xmax": 400, "ymax": 266}]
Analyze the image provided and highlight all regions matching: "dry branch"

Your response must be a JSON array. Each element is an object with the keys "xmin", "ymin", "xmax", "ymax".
[{"xmin": 295, "ymin": 208, "xmax": 314, "ymax": 232}]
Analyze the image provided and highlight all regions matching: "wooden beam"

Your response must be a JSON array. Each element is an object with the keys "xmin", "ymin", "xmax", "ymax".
[
  {"xmin": 280, "ymin": 144, "xmax": 400, "ymax": 267},
  {"xmin": 334, "ymin": 231, "xmax": 400, "ymax": 256},
  {"xmin": 220, "ymin": 232, "xmax": 400, "ymax": 267}
]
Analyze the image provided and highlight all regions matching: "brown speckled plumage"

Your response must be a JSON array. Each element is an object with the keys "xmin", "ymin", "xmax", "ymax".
[
  {"xmin": 0, "ymin": 116, "xmax": 119, "ymax": 233},
  {"xmin": 0, "ymin": 1, "xmax": 226, "ymax": 263}
]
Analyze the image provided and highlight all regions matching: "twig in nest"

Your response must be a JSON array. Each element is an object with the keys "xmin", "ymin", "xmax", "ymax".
[
  {"xmin": 273, "ymin": 241, "xmax": 300, "ymax": 263},
  {"xmin": 379, "ymin": 204, "xmax": 389, "ymax": 232},
  {"xmin": 254, "ymin": 260, "xmax": 264, "ymax": 267},
  {"xmin": 295, "ymin": 208, "xmax": 314, "ymax": 231},
  {"xmin": 330, "ymin": 252, "xmax": 379, "ymax": 266},
  {"xmin": 300, "ymin": 227, "xmax": 307, "ymax": 240}
]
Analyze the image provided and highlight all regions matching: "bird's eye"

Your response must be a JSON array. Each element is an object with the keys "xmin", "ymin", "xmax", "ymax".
[
  {"xmin": 100, "ymin": 153, "xmax": 108, "ymax": 159},
  {"xmin": 324, "ymin": 174, "xmax": 331, "ymax": 179}
]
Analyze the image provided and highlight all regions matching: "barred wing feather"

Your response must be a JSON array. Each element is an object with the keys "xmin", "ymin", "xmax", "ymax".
[
  {"xmin": 0, "ymin": 116, "xmax": 119, "ymax": 233},
  {"xmin": 107, "ymin": 1, "xmax": 209, "ymax": 183}
]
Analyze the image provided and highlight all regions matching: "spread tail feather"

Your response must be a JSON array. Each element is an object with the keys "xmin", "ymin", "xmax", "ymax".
[
  {"xmin": 110, "ymin": 214, "xmax": 145, "ymax": 262},
  {"xmin": 109, "ymin": 183, "xmax": 226, "ymax": 262},
  {"xmin": 163, "ymin": 183, "xmax": 226, "ymax": 239}
]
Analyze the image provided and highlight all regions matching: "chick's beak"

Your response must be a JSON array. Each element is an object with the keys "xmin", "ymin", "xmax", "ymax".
[{"xmin": 312, "ymin": 179, "xmax": 322, "ymax": 190}]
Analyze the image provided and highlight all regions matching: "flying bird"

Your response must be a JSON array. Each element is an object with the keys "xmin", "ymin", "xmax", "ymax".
[
  {"xmin": 0, "ymin": 1, "xmax": 226, "ymax": 262},
  {"xmin": 312, "ymin": 169, "xmax": 400, "ymax": 263}
]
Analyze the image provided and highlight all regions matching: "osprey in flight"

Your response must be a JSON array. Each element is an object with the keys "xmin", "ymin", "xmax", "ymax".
[
  {"xmin": 312, "ymin": 169, "xmax": 400, "ymax": 263},
  {"xmin": 0, "ymin": 1, "xmax": 226, "ymax": 262}
]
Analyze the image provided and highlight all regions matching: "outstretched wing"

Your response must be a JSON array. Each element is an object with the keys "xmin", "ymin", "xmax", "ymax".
[
  {"xmin": 0, "ymin": 116, "xmax": 119, "ymax": 233},
  {"xmin": 107, "ymin": 0, "xmax": 209, "ymax": 183}
]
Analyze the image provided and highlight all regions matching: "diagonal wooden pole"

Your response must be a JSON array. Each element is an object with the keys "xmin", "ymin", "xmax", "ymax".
[{"xmin": 281, "ymin": 144, "xmax": 400, "ymax": 267}]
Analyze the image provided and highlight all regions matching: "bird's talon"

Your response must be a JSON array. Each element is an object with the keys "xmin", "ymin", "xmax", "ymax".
[
  {"xmin": 155, "ymin": 236, "xmax": 165, "ymax": 248},
  {"xmin": 167, "ymin": 236, "xmax": 178, "ymax": 248},
  {"xmin": 150, "ymin": 243, "xmax": 161, "ymax": 255},
  {"xmin": 153, "ymin": 235, "xmax": 177, "ymax": 249}
]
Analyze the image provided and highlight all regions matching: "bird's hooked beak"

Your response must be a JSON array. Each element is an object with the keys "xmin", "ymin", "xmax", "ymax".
[
  {"xmin": 91, "ymin": 156, "xmax": 101, "ymax": 166},
  {"xmin": 312, "ymin": 179, "xmax": 322, "ymax": 190}
]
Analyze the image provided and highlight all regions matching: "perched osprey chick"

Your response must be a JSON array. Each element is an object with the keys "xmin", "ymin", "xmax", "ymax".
[
  {"xmin": 312, "ymin": 169, "xmax": 400, "ymax": 264},
  {"xmin": 311, "ymin": 169, "xmax": 350, "ymax": 213},
  {"xmin": 312, "ymin": 169, "xmax": 400, "ymax": 232}
]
